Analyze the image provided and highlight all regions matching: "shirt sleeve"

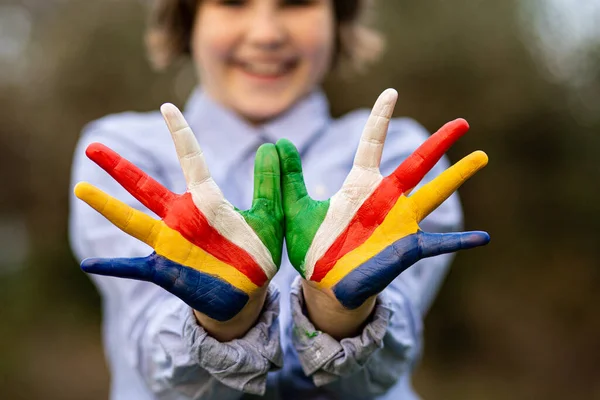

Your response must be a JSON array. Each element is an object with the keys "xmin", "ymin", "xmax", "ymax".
[
  {"xmin": 289, "ymin": 118, "xmax": 463, "ymax": 397},
  {"xmin": 69, "ymin": 120, "xmax": 283, "ymax": 399}
]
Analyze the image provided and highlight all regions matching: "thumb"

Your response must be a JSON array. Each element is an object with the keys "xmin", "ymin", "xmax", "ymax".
[
  {"xmin": 252, "ymin": 143, "xmax": 281, "ymax": 211},
  {"xmin": 275, "ymin": 138, "xmax": 310, "ymax": 211}
]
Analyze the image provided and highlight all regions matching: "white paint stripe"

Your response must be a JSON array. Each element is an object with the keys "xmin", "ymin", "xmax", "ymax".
[
  {"xmin": 303, "ymin": 89, "xmax": 396, "ymax": 279},
  {"xmin": 304, "ymin": 166, "xmax": 383, "ymax": 279},
  {"xmin": 189, "ymin": 180, "xmax": 278, "ymax": 280},
  {"xmin": 161, "ymin": 103, "xmax": 212, "ymax": 188},
  {"xmin": 161, "ymin": 103, "xmax": 276, "ymax": 279},
  {"xmin": 353, "ymin": 88, "xmax": 397, "ymax": 170}
]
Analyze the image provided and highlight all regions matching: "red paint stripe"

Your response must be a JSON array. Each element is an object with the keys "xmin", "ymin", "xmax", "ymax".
[
  {"xmin": 389, "ymin": 119, "xmax": 469, "ymax": 190},
  {"xmin": 311, "ymin": 119, "xmax": 469, "ymax": 282},
  {"xmin": 311, "ymin": 179, "xmax": 400, "ymax": 282},
  {"xmin": 87, "ymin": 143, "xmax": 267, "ymax": 286},
  {"xmin": 86, "ymin": 143, "xmax": 176, "ymax": 218},
  {"xmin": 163, "ymin": 193, "xmax": 268, "ymax": 287}
]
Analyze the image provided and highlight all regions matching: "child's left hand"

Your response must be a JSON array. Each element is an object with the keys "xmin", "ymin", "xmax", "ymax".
[{"xmin": 276, "ymin": 89, "xmax": 490, "ymax": 337}]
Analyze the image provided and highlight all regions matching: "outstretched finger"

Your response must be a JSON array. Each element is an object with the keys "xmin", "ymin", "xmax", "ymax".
[
  {"xmin": 410, "ymin": 151, "xmax": 488, "ymax": 222},
  {"xmin": 81, "ymin": 254, "xmax": 250, "ymax": 321},
  {"xmin": 85, "ymin": 143, "xmax": 176, "ymax": 218},
  {"xmin": 417, "ymin": 231, "xmax": 491, "ymax": 259},
  {"xmin": 161, "ymin": 103, "xmax": 213, "ymax": 190},
  {"xmin": 353, "ymin": 88, "xmax": 398, "ymax": 170},
  {"xmin": 388, "ymin": 118, "xmax": 470, "ymax": 193},
  {"xmin": 276, "ymin": 138, "xmax": 310, "ymax": 210},
  {"xmin": 74, "ymin": 182, "xmax": 161, "ymax": 247},
  {"xmin": 252, "ymin": 143, "xmax": 281, "ymax": 212},
  {"xmin": 81, "ymin": 255, "xmax": 156, "ymax": 281},
  {"xmin": 331, "ymin": 230, "xmax": 490, "ymax": 309}
]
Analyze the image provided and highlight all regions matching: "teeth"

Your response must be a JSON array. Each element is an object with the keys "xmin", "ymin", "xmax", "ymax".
[{"xmin": 242, "ymin": 62, "xmax": 287, "ymax": 76}]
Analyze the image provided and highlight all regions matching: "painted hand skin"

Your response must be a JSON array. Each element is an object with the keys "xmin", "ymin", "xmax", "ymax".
[
  {"xmin": 74, "ymin": 104, "xmax": 283, "ymax": 340},
  {"xmin": 277, "ymin": 89, "xmax": 490, "ymax": 338}
]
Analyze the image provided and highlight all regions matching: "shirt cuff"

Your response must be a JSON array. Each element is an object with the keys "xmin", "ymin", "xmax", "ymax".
[
  {"xmin": 183, "ymin": 285, "xmax": 283, "ymax": 395},
  {"xmin": 289, "ymin": 277, "xmax": 393, "ymax": 387}
]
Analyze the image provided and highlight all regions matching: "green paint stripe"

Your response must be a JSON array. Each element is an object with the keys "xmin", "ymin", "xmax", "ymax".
[
  {"xmin": 239, "ymin": 143, "xmax": 284, "ymax": 268},
  {"xmin": 285, "ymin": 199, "xmax": 330, "ymax": 276},
  {"xmin": 240, "ymin": 209, "xmax": 283, "ymax": 268}
]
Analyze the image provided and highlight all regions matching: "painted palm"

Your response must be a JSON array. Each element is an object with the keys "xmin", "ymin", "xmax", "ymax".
[
  {"xmin": 74, "ymin": 104, "xmax": 283, "ymax": 321},
  {"xmin": 277, "ymin": 89, "xmax": 490, "ymax": 310}
]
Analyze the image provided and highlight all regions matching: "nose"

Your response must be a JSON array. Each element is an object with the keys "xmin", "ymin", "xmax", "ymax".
[{"xmin": 246, "ymin": 4, "xmax": 286, "ymax": 50}]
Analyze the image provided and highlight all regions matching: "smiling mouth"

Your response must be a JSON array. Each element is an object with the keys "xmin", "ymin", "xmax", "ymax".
[{"xmin": 234, "ymin": 59, "xmax": 299, "ymax": 79}]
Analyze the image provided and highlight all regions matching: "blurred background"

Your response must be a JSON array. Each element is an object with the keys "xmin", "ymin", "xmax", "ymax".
[{"xmin": 0, "ymin": 0, "xmax": 599, "ymax": 399}]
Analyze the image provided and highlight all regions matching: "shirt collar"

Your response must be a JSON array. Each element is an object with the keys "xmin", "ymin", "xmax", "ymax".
[{"xmin": 183, "ymin": 88, "xmax": 331, "ymax": 169}]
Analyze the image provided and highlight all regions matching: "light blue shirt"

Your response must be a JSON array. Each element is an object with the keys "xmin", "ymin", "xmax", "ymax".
[{"xmin": 69, "ymin": 89, "xmax": 462, "ymax": 400}]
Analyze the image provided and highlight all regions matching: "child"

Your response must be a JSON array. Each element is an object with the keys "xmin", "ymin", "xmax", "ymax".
[{"xmin": 69, "ymin": 1, "xmax": 488, "ymax": 399}]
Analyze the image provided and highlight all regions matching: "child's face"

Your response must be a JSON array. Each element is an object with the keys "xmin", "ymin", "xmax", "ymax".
[{"xmin": 191, "ymin": 0, "xmax": 335, "ymax": 124}]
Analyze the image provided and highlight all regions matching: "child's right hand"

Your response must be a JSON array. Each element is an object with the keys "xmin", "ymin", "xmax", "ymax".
[{"xmin": 74, "ymin": 104, "xmax": 283, "ymax": 340}]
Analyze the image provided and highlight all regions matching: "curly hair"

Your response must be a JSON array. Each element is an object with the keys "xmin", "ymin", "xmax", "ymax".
[{"xmin": 145, "ymin": 0, "xmax": 383, "ymax": 74}]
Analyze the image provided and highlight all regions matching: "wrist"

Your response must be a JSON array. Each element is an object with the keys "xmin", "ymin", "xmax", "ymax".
[
  {"xmin": 301, "ymin": 280, "xmax": 377, "ymax": 340},
  {"xmin": 193, "ymin": 286, "xmax": 269, "ymax": 342}
]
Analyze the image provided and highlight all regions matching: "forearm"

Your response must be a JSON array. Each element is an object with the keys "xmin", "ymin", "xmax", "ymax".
[
  {"xmin": 130, "ymin": 287, "xmax": 247, "ymax": 400},
  {"xmin": 311, "ymin": 254, "xmax": 454, "ymax": 397},
  {"xmin": 91, "ymin": 274, "xmax": 282, "ymax": 399},
  {"xmin": 73, "ymin": 219, "xmax": 282, "ymax": 397},
  {"xmin": 290, "ymin": 278, "xmax": 419, "ymax": 397},
  {"xmin": 301, "ymin": 280, "xmax": 376, "ymax": 340},
  {"xmin": 194, "ymin": 286, "xmax": 268, "ymax": 342}
]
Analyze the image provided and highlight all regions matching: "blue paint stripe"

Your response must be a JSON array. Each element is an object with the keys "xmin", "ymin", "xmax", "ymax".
[
  {"xmin": 333, "ymin": 230, "xmax": 490, "ymax": 309},
  {"xmin": 82, "ymin": 253, "xmax": 249, "ymax": 321}
]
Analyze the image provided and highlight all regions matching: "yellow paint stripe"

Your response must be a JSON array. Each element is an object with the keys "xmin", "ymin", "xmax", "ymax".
[
  {"xmin": 412, "ymin": 151, "xmax": 487, "ymax": 222},
  {"xmin": 75, "ymin": 182, "xmax": 160, "ymax": 246},
  {"xmin": 318, "ymin": 196, "xmax": 419, "ymax": 288},
  {"xmin": 76, "ymin": 182, "xmax": 258, "ymax": 294},
  {"xmin": 153, "ymin": 222, "xmax": 259, "ymax": 294}
]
